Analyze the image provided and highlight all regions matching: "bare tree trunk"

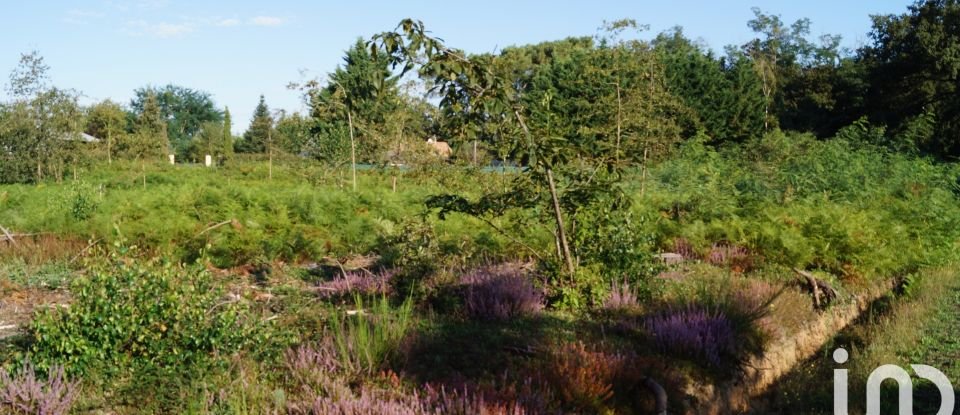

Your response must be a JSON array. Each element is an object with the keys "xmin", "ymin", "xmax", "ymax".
[
  {"xmin": 615, "ymin": 83, "xmax": 622, "ymax": 166},
  {"xmin": 514, "ymin": 110, "xmax": 575, "ymax": 275},
  {"xmin": 348, "ymin": 111, "xmax": 357, "ymax": 192},
  {"xmin": 546, "ymin": 168, "xmax": 576, "ymax": 275}
]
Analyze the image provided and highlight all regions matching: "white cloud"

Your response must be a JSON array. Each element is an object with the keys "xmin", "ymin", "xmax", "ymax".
[
  {"xmin": 63, "ymin": 9, "xmax": 105, "ymax": 24},
  {"xmin": 216, "ymin": 18, "xmax": 241, "ymax": 27},
  {"xmin": 126, "ymin": 20, "xmax": 194, "ymax": 38},
  {"xmin": 250, "ymin": 16, "xmax": 285, "ymax": 27}
]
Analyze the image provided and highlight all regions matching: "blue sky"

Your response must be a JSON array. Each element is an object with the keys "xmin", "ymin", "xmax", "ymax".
[{"xmin": 2, "ymin": 0, "xmax": 910, "ymax": 133}]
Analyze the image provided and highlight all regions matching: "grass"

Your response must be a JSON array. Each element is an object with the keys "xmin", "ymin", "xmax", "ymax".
[
  {"xmin": 764, "ymin": 266, "xmax": 960, "ymax": 414},
  {"xmin": 1, "ymin": 131, "xmax": 960, "ymax": 413}
]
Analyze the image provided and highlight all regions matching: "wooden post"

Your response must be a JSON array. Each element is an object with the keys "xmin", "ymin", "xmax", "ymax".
[{"xmin": 392, "ymin": 176, "xmax": 397, "ymax": 193}]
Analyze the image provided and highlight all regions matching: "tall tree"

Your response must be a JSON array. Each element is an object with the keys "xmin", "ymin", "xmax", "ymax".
[
  {"xmin": 128, "ymin": 91, "xmax": 169, "ymax": 159},
  {"xmin": 86, "ymin": 99, "xmax": 128, "ymax": 164},
  {"xmin": 221, "ymin": 107, "xmax": 234, "ymax": 160},
  {"xmin": 862, "ymin": 0, "xmax": 960, "ymax": 157},
  {"xmin": 1, "ymin": 51, "xmax": 83, "ymax": 183},
  {"xmin": 373, "ymin": 20, "xmax": 659, "ymax": 296},
  {"xmin": 237, "ymin": 95, "xmax": 272, "ymax": 153},
  {"xmin": 130, "ymin": 84, "xmax": 222, "ymax": 156},
  {"xmin": 307, "ymin": 39, "xmax": 401, "ymax": 164},
  {"xmin": 653, "ymin": 28, "xmax": 766, "ymax": 142}
]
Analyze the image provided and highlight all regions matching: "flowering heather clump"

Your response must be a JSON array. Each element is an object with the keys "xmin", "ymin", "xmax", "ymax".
[
  {"xmin": 462, "ymin": 267, "xmax": 544, "ymax": 320},
  {"xmin": 603, "ymin": 280, "xmax": 640, "ymax": 311},
  {"xmin": 284, "ymin": 345, "xmax": 535, "ymax": 415},
  {"xmin": 706, "ymin": 243, "xmax": 752, "ymax": 271},
  {"xmin": 544, "ymin": 342, "xmax": 634, "ymax": 411},
  {"xmin": 644, "ymin": 306, "xmax": 737, "ymax": 370},
  {"xmin": 0, "ymin": 364, "xmax": 78, "ymax": 415},
  {"xmin": 315, "ymin": 269, "xmax": 395, "ymax": 299},
  {"xmin": 671, "ymin": 238, "xmax": 698, "ymax": 260}
]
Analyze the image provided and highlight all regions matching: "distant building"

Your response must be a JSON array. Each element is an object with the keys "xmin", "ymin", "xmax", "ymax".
[
  {"xmin": 60, "ymin": 132, "xmax": 101, "ymax": 143},
  {"xmin": 426, "ymin": 138, "xmax": 451, "ymax": 159}
]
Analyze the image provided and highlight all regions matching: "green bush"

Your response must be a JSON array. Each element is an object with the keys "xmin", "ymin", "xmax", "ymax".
[{"xmin": 29, "ymin": 243, "xmax": 255, "ymax": 375}]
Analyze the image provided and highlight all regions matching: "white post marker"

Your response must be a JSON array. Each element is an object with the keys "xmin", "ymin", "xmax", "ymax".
[
  {"xmin": 168, "ymin": 154, "xmax": 175, "ymax": 165},
  {"xmin": 205, "ymin": 154, "xmax": 212, "ymax": 167}
]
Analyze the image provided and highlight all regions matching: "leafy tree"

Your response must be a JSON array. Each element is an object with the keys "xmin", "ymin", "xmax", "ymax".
[
  {"xmin": 130, "ymin": 84, "xmax": 222, "ymax": 156},
  {"xmin": 86, "ymin": 99, "xmax": 128, "ymax": 164},
  {"xmin": 372, "ymin": 20, "xmax": 660, "ymax": 306},
  {"xmin": 741, "ymin": 8, "xmax": 844, "ymax": 133},
  {"xmin": 187, "ymin": 121, "xmax": 225, "ymax": 162},
  {"xmin": 221, "ymin": 107, "xmax": 234, "ymax": 160},
  {"xmin": 654, "ymin": 28, "xmax": 766, "ymax": 142},
  {"xmin": 0, "ymin": 51, "xmax": 84, "ymax": 183},
  {"xmin": 236, "ymin": 95, "xmax": 272, "ymax": 153},
  {"xmin": 861, "ymin": 0, "xmax": 960, "ymax": 157},
  {"xmin": 125, "ymin": 91, "xmax": 169, "ymax": 160},
  {"xmin": 301, "ymin": 39, "xmax": 402, "ymax": 188},
  {"xmin": 274, "ymin": 111, "xmax": 310, "ymax": 155}
]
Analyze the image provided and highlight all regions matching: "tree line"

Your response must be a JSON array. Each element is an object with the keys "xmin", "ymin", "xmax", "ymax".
[{"xmin": 1, "ymin": 0, "xmax": 959, "ymax": 185}]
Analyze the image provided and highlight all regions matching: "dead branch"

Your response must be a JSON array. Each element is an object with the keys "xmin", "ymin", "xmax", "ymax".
[
  {"xmin": 793, "ymin": 268, "xmax": 838, "ymax": 308},
  {"xmin": 0, "ymin": 224, "xmax": 17, "ymax": 247},
  {"xmin": 70, "ymin": 238, "xmax": 102, "ymax": 264},
  {"xmin": 196, "ymin": 219, "xmax": 236, "ymax": 237}
]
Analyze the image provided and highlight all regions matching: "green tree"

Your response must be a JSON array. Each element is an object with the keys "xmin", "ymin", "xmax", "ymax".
[
  {"xmin": 86, "ymin": 99, "xmax": 128, "ymax": 164},
  {"xmin": 221, "ymin": 107, "xmax": 234, "ymax": 160},
  {"xmin": 861, "ymin": 0, "xmax": 960, "ymax": 157},
  {"xmin": 187, "ymin": 121, "xmax": 225, "ymax": 162},
  {"xmin": 653, "ymin": 28, "xmax": 766, "ymax": 142},
  {"xmin": 274, "ymin": 111, "xmax": 310, "ymax": 155},
  {"xmin": 127, "ymin": 91, "xmax": 169, "ymax": 160},
  {"xmin": 236, "ymin": 95, "xmax": 272, "ymax": 153},
  {"xmin": 373, "ymin": 20, "xmax": 660, "ymax": 305},
  {"xmin": 131, "ymin": 84, "xmax": 222, "ymax": 157},
  {"xmin": 1, "ymin": 51, "xmax": 84, "ymax": 183}
]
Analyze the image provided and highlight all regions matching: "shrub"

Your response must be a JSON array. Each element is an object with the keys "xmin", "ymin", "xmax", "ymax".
[
  {"xmin": 29, "ymin": 244, "xmax": 255, "ymax": 375},
  {"xmin": 462, "ymin": 267, "xmax": 544, "ymax": 320},
  {"xmin": 315, "ymin": 269, "xmax": 396, "ymax": 300},
  {"xmin": 644, "ymin": 306, "xmax": 737, "ymax": 370},
  {"xmin": 705, "ymin": 242, "xmax": 753, "ymax": 271},
  {"xmin": 603, "ymin": 280, "xmax": 640, "ymax": 312},
  {"xmin": 285, "ymin": 346, "xmax": 535, "ymax": 414},
  {"xmin": 543, "ymin": 342, "xmax": 634, "ymax": 412},
  {"xmin": 0, "ymin": 363, "xmax": 78, "ymax": 415}
]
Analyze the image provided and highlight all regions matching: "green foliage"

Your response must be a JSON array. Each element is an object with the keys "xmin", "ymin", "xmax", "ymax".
[
  {"xmin": 67, "ymin": 181, "xmax": 97, "ymax": 221},
  {"xmin": 236, "ymin": 95, "xmax": 272, "ymax": 154},
  {"xmin": 29, "ymin": 243, "xmax": 255, "ymax": 376},
  {"xmin": 654, "ymin": 28, "xmax": 765, "ymax": 142},
  {"xmin": 645, "ymin": 130, "xmax": 960, "ymax": 278},
  {"xmin": 863, "ymin": 0, "xmax": 960, "ymax": 158},
  {"xmin": 130, "ymin": 85, "xmax": 223, "ymax": 157},
  {"xmin": 1, "ymin": 51, "xmax": 87, "ymax": 184},
  {"xmin": 130, "ymin": 91, "xmax": 169, "ymax": 159},
  {"xmin": 328, "ymin": 294, "xmax": 413, "ymax": 377}
]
